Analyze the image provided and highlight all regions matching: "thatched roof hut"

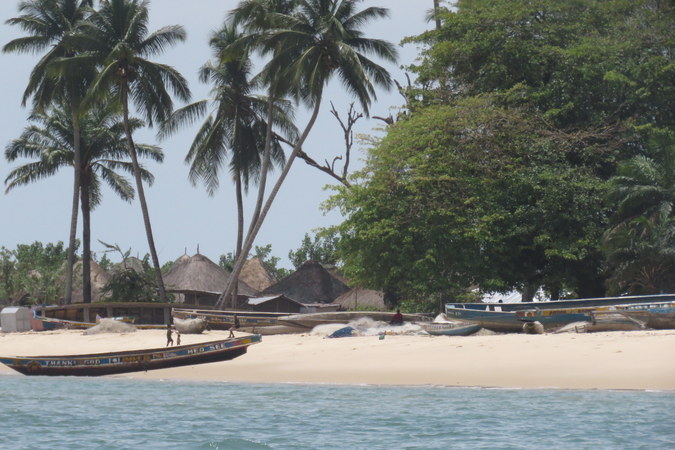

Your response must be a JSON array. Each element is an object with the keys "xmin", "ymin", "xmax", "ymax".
[
  {"xmin": 71, "ymin": 259, "xmax": 111, "ymax": 303},
  {"xmin": 240, "ymin": 257, "xmax": 276, "ymax": 292},
  {"xmin": 263, "ymin": 260, "xmax": 350, "ymax": 304},
  {"xmin": 111, "ymin": 256, "xmax": 145, "ymax": 274},
  {"xmin": 332, "ymin": 288, "xmax": 387, "ymax": 311},
  {"xmin": 164, "ymin": 253, "xmax": 258, "ymax": 306}
]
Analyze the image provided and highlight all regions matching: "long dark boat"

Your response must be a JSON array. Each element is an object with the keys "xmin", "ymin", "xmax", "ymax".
[
  {"xmin": 0, "ymin": 335, "xmax": 261, "ymax": 376},
  {"xmin": 172, "ymin": 308, "xmax": 284, "ymax": 330},
  {"xmin": 446, "ymin": 296, "xmax": 675, "ymax": 333},
  {"xmin": 276, "ymin": 311, "xmax": 433, "ymax": 329},
  {"xmin": 446, "ymin": 294, "xmax": 675, "ymax": 313},
  {"xmin": 592, "ymin": 302, "xmax": 675, "ymax": 330}
]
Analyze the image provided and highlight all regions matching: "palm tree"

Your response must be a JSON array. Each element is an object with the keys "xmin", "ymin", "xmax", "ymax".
[
  {"xmin": 603, "ymin": 134, "xmax": 675, "ymax": 294},
  {"xmin": 162, "ymin": 21, "xmax": 294, "ymax": 306},
  {"xmin": 5, "ymin": 102, "xmax": 162, "ymax": 301},
  {"xmin": 84, "ymin": 0, "xmax": 191, "ymax": 302},
  {"xmin": 3, "ymin": 0, "xmax": 95, "ymax": 304},
  {"xmin": 216, "ymin": 0, "xmax": 398, "ymax": 307},
  {"xmin": 607, "ymin": 135, "xmax": 674, "ymax": 227},
  {"xmin": 604, "ymin": 211, "xmax": 675, "ymax": 294}
]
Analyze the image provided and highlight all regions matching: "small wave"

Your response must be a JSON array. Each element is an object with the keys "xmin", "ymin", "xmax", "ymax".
[{"xmin": 199, "ymin": 438, "xmax": 271, "ymax": 449}]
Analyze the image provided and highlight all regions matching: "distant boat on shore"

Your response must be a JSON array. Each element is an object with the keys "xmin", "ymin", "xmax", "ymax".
[
  {"xmin": 172, "ymin": 308, "xmax": 286, "ymax": 329},
  {"xmin": 276, "ymin": 311, "xmax": 433, "ymax": 329},
  {"xmin": 445, "ymin": 294, "xmax": 675, "ymax": 332},
  {"xmin": 420, "ymin": 322, "xmax": 482, "ymax": 336},
  {"xmin": 0, "ymin": 335, "xmax": 261, "ymax": 377}
]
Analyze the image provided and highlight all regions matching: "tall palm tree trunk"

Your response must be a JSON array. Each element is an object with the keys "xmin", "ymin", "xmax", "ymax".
[
  {"xmin": 64, "ymin": 104, "xmax": 82, "ymax": 304},
  {"xmin": 80, "ymin": 170, "xmax": 92, "ymax": 303},
  {"xmin": 218, "ymin": 98, "xmax": 276, "ymax": 309},
  {"xmin": 231, "ymin": 171, "xmax": 244, "ymax": 308},
  {"xmin": 433, "ymin": 0, "xmax": 441, "ymax": 30},
  {"xmin": 217, "ymin": 96, "xmax": 323, "ymax": 308},
  {"xmin": 122, "ymin": 90, "xmax": 168, "ymax": 303}
]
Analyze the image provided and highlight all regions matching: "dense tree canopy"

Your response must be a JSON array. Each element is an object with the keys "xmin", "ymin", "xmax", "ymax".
[
  {"xmin": 329, "ymin": 0, "xmax": 674, "ymax": 303},
  {"xmin": 330, "ymin": 98, "xmax": 608, "ymax": 300}
]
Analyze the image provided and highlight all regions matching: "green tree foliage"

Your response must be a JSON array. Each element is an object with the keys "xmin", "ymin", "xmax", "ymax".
[
  {"xmin": 288, "ymin": 230, "xmax": 339, "ymax": 269},
  {"xmin": 329, "ymin": 0, "xmax": 674, "ymax": 301},
  {"xmin": 603, "ymin": 133, "xmax": 675, "ymax": 294},
  {"xmin": 0, "ymin": 241, "xmax": 73, "ymax": 305},
  {"xmin": 409, "ymin": 0, "xmax": 674, "ymax": 131},
  {"xmin": 97, "ymin": 241, "xmax": 162, "ymax": 302},
  {"xmin": 329, "ymin": 98, "xmax": 608, "ymax": 300},
  {"xmin": 5, "ymin": 102, "xmax": 162, "ymax": 303},
  {"xmin": 84, "ymin": 0, "xmax": 191, "ymax": 302},
  {"xmin": 3, "ymin": 0, "xmax": 96, "ymax": 304}
]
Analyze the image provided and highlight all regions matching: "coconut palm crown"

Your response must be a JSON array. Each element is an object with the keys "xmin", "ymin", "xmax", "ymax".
[{"xmin": 245, "ymin": 0, "xmax": 398, "ymax": 115}]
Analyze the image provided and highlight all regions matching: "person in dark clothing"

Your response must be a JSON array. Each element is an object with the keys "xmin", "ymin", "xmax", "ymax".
[
  {"xmin": 166, "ymin": 324, "xmax": 174, "ymax": 346},
  {"xmin": 390, "ymin": 309, "xmax": 403, "ymax": 325},
  {"xmin": 229, "ymin": 314, "xmax": 240, "ymax": 338}
]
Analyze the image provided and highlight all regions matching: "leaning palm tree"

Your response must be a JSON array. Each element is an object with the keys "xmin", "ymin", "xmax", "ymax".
[
  {"xmin": 161, "ymin": 21, "xmax": 295, "ymax": 306},
  {"xmin": 216, "ymin": 0, "xmax": 398, "ymax": 307},
  {"xmin": 4, "ymin": 0, "xmax": 95, "ymax": 304},
  {"xmin": 5, "ymin": 101, "xmax": 162, "ymax": 302},
  {"xmin": 83, "ymin": 0, "xmax": 191, "ymax": 302}
]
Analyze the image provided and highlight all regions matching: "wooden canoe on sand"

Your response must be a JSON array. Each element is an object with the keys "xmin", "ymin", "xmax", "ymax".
[{"xmin": 0, "ymin": 335, "xmax": 261, "ymax": 377}]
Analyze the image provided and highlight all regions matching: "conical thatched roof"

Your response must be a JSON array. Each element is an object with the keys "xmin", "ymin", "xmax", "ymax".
[
  {"xmin": 240, "ymin": 257, "xmax": 276, "ymax": 292},
  {"xmin": 164, "ymin": 253, "xmax": 258, "ymax": 296},
  {"xmin": 263, "ymin": 260, "xmax": 350, "ymax": 304},
  {"xmin": 111, "ymin": 256, "xmax": 145, "ymax": 274},
  {"xmin": 71, "ymin": 259, "xmax": 111, "ymax": 303},
  {"xmin": 332, "ymin": 288, "xmax": 387, "ymax": 311}
]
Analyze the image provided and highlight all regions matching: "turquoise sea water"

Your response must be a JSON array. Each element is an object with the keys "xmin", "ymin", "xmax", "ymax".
[{"xmin": 1, "ymin": 375, "xmax": 674, "ymax": 449}]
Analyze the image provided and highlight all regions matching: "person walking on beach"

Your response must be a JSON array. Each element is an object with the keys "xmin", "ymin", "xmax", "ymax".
[
  {"xmin": 176, "ymin": 332, "xmax": 181, "ymax": 346},
  {"xmin": 166, "ymin": 324, "xmax": 174, "ymax": 346},
  {"xmin": 229, "ymin": 314, "xmax": 240, "ymax": 338}
]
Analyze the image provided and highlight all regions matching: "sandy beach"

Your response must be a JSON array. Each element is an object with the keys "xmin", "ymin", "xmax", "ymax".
[{"xmin": 1, "ymin": 328, "xmax": 674, "ymax": 390}]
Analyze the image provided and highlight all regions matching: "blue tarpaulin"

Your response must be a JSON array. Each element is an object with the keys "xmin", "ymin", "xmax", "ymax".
[{"xmin": 326, "ymin": 326, "xmax": 355, "ymax": 338}]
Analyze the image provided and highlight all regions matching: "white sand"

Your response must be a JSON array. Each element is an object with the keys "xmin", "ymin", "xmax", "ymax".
[{"xmin": 1, "ymin": 329, "xmax": 674, "ymax": 390}]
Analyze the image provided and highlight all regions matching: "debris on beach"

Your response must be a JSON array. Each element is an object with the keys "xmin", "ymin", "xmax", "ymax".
[
  {"xmin": 554, "ymin": 322, "xmax": 590, "ymax": 334},
  {"xmin": 326, "ymin": 326, "xmax": 355, "ymax": 338},
  {"xmin": 83, "ymin": 318, "xmax": 137, "ymax": 335},
  {"xmin": 173, "ymin": 317, "xmax": 207, "ymax": 334}
]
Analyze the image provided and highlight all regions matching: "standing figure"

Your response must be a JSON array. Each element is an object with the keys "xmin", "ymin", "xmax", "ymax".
[
  {"xmin": 166, "ymin": 324, "xmax": 174, "ymax": 346},
  {"xmin": 229, "ymin": 314, "xmax": 240, "ymax": 338}
]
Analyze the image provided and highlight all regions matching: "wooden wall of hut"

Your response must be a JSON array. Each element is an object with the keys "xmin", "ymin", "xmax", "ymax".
[{"xmin": 244, "ymin": 297, "xmax": 302, "ymax": 314}]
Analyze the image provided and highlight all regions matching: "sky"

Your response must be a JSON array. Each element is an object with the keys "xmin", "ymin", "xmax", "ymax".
[{"xmin": 0, "ymin": 0, "xmax": 431, "ymax": 268}]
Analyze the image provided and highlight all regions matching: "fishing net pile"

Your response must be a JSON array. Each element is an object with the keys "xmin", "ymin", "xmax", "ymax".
[
  {"xmin": 310, "ymin": 317, "xmax": 425, "ymax": 338},
  {"xmin": 83, "ymin": 318, "xmax": 137, "ymax": 335}
]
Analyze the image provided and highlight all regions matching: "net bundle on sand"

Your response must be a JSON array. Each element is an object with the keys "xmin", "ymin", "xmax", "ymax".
[{"xmin": 83, "ymin": 318, "xmax": 137, "ymax": 335}]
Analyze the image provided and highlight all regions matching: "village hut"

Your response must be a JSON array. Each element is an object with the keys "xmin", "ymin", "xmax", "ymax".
[
  {"xmin": 263, "ymin": 260, "xmax": 350, "ymax": 304},
  {"xmin": 239, "ymin": 257, "xmax": 276, "ymax": 292},
  {"xmin": 71, "ymin": 259, "xmax": 111, "ymax": 303},
  {"xmin": 332, "ymin": 288, "xmax": 387, "ymax": 311},
  {"xmin": 163, "ymin": 253, "xmax": 258, "ymax": 307},
  {"xmin": 111, "ymin": 256, "xmax": 146, "ymax": 274}
]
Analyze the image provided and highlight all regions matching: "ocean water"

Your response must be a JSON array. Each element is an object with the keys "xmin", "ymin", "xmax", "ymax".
[{"xmin": 1, "ymin": 375, "xmax": 674, "ymax": 449}]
